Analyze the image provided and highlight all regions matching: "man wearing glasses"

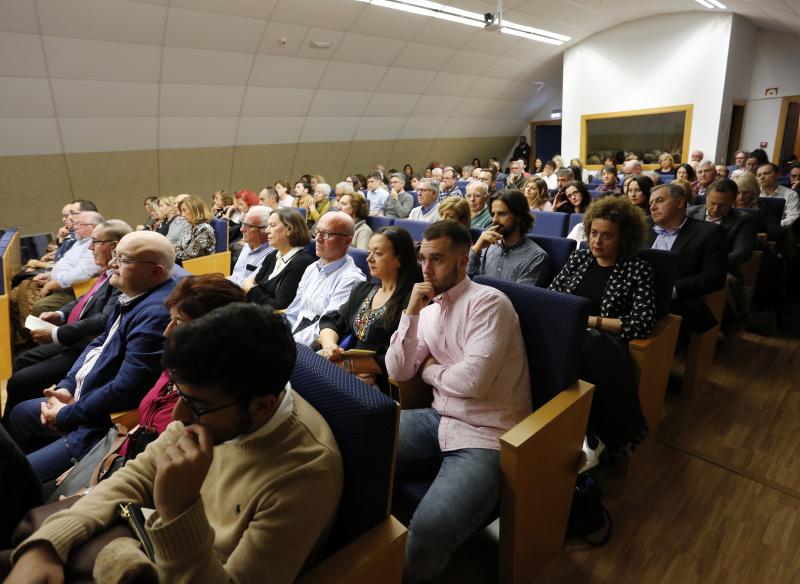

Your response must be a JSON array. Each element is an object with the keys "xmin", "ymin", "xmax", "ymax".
[
  {"xmin": 3, "ymin": 220, "xmax": 131, "ymax": 427},
  {"xmin": 8, "ymin": 231, "xmax": 180, "ymax": 482},
  {"xmin": 283, "ymin": 211, "xmax": 365, "ymax": 346},
  {"xmin": 228, "ymin": 206, "xmax": 272, "ymax": 286},
  {"xmin": 408, "ymin": 179, "xmax": 441, "ymax": 223}
]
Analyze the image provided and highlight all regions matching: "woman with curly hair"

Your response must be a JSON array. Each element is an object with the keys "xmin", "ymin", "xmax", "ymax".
[{"xmin": 550, "ymin": 196, "xmax": 656, "ymax": 470}]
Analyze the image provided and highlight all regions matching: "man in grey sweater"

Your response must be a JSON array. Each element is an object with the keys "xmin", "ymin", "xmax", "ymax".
[
  {"xmin": 384, "ymin": 172, "xmax": 415, "ymax": 219},
  {"xmin": 467, "ymin": 190, "xmax": 550, "ymax": 286}
]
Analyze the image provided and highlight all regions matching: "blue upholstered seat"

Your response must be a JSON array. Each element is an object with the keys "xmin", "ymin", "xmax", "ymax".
[
  {"xmin": 589, "ymin": 190, "xmax": 602, "ymax": 199},
  {"xmin": 290, "ymin": 344, "xmax": 399, "ymax": 553},
  {"xmin": 347, "ymin": 247, "xmax": 371, "ymax": 279},
  {"xmin": 638, "ymin": 248, "xmax": 678, "ymax": 319},
  {"xmin": 19, "ymin": 232, "xmax": 52, "ymax": 264},
  {"xmin": 209, "ymin": 218, "xmax": 228, "ymax": 252},
  {"xmin": 457, "ymin": 180, "xmax": 469, "ymax": 192},
  {"xmin": 531, "ymin": 211, "xmax": 569, "ymax": 237},
  {"xmin": 568, "ymin": 213, "xmax": 584, "ymax": 234},
  {"xmin": 393, "ymin": 219, "xmax": 428, "ymax": 243},
  {"xmin": 495, "ymin": 180, "xmax": 505, "ymax": 191},
  {"xmin": 366, "ymin": 216, "xmax": 395, "ymax": 231},
  {"xmin": 758, "ymin": 196, "xmax": 786, "ymax": 223},
  {"xmin": 302, "ymin": 241, "xmax": 318, "ymax": 258},
  {"xmin": 409, "ymin": 191, "xmax": 419, "ymax": 207},
  {"xmin": 527, "ymin": 234, "xmax": 576, "ymax": 286}
]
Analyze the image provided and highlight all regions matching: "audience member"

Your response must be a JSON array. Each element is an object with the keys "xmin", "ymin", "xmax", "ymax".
[
  {"xmin": 728, "ymin": 150, "xmax": 748, "ymax": 175},
  {"xmin": 553, "ymin": 180, "xmax": 591, "ymax": 214},
  {"xmin": 386, "ymin": 220, "xmax": 532, "ymax": 583},
  {"xmin": 271, "ymin": 179, "xmax": 292, "ymax": 208},
  {"xmin": 757, "ymin": 163, "xmax": 800, "ymax": 228},
  {"xmin": 5, "ymin": 303, "xmax": 343, "ymax": 584},
  {"xmin": 155, "ymin": 196, "xmax": 186, "ymax": 245},
  {"xmin": 655, "ymin": 153, "xmax": 676, "ymax": 176},
  {"xmin": 621, "ymin": 160, "xmax": 642, "ymax": 179},
  {"xmin": 745, "ymin": 149, "xmax": 769, "ymax": 174},
  {"xmin": 292, "ymin": 181, "xmax": 317, "ymax": 226},
  {"xmin": 627, "ymin": 175, "xmax": 654, "ymax": 215},
  {"xmin": 137, "ymin": 196, "xmax": 159, "ymax": 231},
  {"xmin": 512, "ymin": 136, "xmax": 531, "ymax": 170},
  {"xmin": 555, "ymin": 168, "xmax": 574, "ymax": 197},
  {"xmin": 408, "ymin": 179, "xmax": 440, "ymax": 223},
  {"xmin": 259, "ymin": 186, "xmax": 278, "ymax": 209},
  {"xmin": 466, "ymin": 181, "xmax": 493, "ymax": 228},
  {"xmin": 339, "ymin": 191, "xmax": 373, "ymax": 250},
  {"xmin": 733, "ymin": 172, "xmax": 783, "ymax": 242},
  {"xmin": 437, "ymin": 167, "xmax": 463, "ymax": 202},
  {"xmin": 505, "ymin": 159, "xmax": 527, "ymax": 190},
  {"xmin": 366, "ymin": 172, "xmax": 390, "ymax": 216},
  {"xmin": 789, "ymin": 163, "xmax": 800, "ymax": 194},
  {"xmin": 597, "ymin": 165, "xmax": 621, "ymax": 194},
  {"xmin": 696, "ymin": 160, "xmax": 717, "ymax": 197},
  {"xmin": 522, "ymin": 177, "xmax": 552, "ymax": 212},
  {"xmin": 229, "ymin": 205, "xmax": 272, "ymax": 287},
  {"xmin": 226, "ymin": 189, "xmax": 258, "ymax": 245},
  {"xmin": 715, "ymin": 165, "xmax": 729, "ymax": 179},
  {"xmin": 242, "ymin": 208, "xmax": 315, "ymax": 309},
  {"xmin": 438, "ymin": 196, "xmax": 471, "ymax": 228},
  {"xmin": 385, "ymin": 173, "xmax": 414, "ymax": 218},
  {"xmin": 175, "ymin": 195, "xmax": 216, "ymax": 263},
  {"xmin": 319, "ymin": 227, "xmax": 421, "ymax": 389},
  {"xmin": 211, "ymin": 190, "xmax": 232, "ymax": 219},
  {"xmin": 477, "ymin": 168, "xmax": 497, "ymax": 194},
  {"xmin": 312, "ymin": 183, "xmax": 332, "ymax": 222},
  {"xmin": 647, "ymin": 183, "xmax": 727, "ymax": 332},
  {"xmin": 675, "ymin": 163, "xmax": 699, "ymax": 195},
  {"xmin": 690, "ymin": 150, "xmax": 704, "ymax": 164},
  {"xmin": 468, "ymin": 190, "xmax": 549, "ymax": 285},
  {"xmin": 283, "ymin": 212, "xmax": 365, "ymax": 346},
  {"xmin": 8, "ymin": 232, "xmax": 179, "ymax": 481},
  {"xmin": 551, "ymin": 196, "xmax": 654, "ymax": 467}
]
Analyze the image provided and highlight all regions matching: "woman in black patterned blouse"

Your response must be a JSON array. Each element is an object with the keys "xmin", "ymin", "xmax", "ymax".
[
  {"xmin": 174, "ymin": 195, "xmax": 216, "ymax": 263},
  {"xmin": 318, "ymin": 226, "xmax": 422, "ymax": 389},
  {"xmin": 550, "ymin": 196, "xmax": 656, "ymax": 469}
]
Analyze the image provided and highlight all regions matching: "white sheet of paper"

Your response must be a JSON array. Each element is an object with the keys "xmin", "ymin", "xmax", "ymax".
[{"xmin": 25, "ymin": 314, "xmax": 57, "ymax": 332}]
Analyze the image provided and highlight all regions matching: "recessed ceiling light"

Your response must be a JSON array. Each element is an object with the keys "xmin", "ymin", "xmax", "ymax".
[{"xmin": 310, "ymin": 40, "xmax": 332, "ymax": 48}]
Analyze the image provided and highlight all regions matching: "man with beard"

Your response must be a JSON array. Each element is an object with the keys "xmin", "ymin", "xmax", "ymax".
[{"xmin": 467, "ymin": 190, "xmax": 550, "ymax": 285}]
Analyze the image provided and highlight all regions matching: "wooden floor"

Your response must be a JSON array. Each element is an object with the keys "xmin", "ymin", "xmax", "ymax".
[{"xmin": 443, "ymin": 320, "xmax": 800, "ymax": 584}]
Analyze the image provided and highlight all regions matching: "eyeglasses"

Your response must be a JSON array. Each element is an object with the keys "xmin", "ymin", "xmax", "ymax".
[
  {"xmin": 315, "ymin": 230, "xmax": 349, "ymax": 240},
  {"xmin": 176, "ymin": 387, "xmax": 240, "ymax": 421},
  {"xmin": 90, "ymin": 238, "xmax": 115, "ymax": 245},
  {"xmin": 74, "ymin": 222, "xmax": 98, "ymax": 228},
  {"xmin": 241, "ymin": 222, "xmax": 266, "ymax": 230},
  {"xmin": 111, "ymin": 250, "xmax": 159, "ymax": 265}
]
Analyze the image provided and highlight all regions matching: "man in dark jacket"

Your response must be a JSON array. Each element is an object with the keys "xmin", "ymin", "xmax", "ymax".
[{"xmin": 8, "ymin": 231, "xmax": 179, "ymax": 482}]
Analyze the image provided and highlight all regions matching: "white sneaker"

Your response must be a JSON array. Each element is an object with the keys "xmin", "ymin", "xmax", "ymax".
[{"xmin": 578, "ymin": 436, "xmax": 606, "ymax": 474}]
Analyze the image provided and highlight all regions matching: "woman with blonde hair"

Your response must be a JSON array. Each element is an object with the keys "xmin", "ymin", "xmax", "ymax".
[
  {"xmin": 438, "ymin": 196, "xmax": 471, "ymax": 228},
  {"xmin": 175, "ymin": 195, "xmax": 216, "ymax": 262},
  {"xmin": 655, "ymin": 153, "xmax": 676, "ymax": 176},
  {"xmin": 522, "ymin": 177, "xmax": 552, "ymax": 211},
  {"xmin": 339, "ymin": 191, "xmax": 373, "ymax": 250},
  {"xmin": 155, "ymin": 195, "xmax": 186, "ymax": 245}
]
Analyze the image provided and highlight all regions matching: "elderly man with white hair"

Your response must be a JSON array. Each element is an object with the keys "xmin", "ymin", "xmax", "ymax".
[
  {"xmin": 229, "ymin": 205, "xmax": 272, "ymax": 286},
  {"xmin": 696, "ymin": 160, "xmax": 717, "ymax": 198}
]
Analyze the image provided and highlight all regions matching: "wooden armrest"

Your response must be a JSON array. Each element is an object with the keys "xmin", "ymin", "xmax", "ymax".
[
  {"xmin": 682, "ymin": 282, "xmax": 728, "ymax": 398},
  {"xmin": 111, "ymin": 409, "xmax": 139, "ymax": 428},
  {"xmin": 388, "ymin": 374, "xmax": 432, "ymax": 410},
  {"xmin": 0, "ymin": 293, "xmax": 11, "ymax": 381},
  {"xmin": 182, "ymin": 251, "xmax": 232, "ymax": 277},
  {"xmin": 72, "ymin": 277, "xmax": 98, "ymax": 298},
  {"xmin": 297, "ymin": 516, "xmax": 407, "ymax": 584},
  {"xmin": 499, "ymin": 380, "xmax": 594, "ymax": 584}
]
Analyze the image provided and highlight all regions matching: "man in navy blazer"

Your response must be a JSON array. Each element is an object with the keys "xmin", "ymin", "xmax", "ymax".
[
  {"xmin": 2, "ymin": 221, "xmax": 132, "ymax": 425},
  {"xmin": 8, "ymin": 231, "xmax": 179, "ymax": 482}
]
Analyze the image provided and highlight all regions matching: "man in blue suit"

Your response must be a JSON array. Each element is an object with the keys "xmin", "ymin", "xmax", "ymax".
[{"xmin": 9, "ymin": 231, "xmax": 179, "ymax": 482}]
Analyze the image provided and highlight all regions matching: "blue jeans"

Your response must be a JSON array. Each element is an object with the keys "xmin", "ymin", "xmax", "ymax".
[
  {"xmin": 396, "ymin": 409, "xmax": 501, "ymax": 583},
  {"xmin": 9, "ymin": 397, "xmax": 77, "ymax": 482}
]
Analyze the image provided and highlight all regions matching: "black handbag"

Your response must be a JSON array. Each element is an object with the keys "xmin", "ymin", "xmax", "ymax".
[{"xmin": 565, "ymin": 473, "xmax": 612, "ymax": 546}]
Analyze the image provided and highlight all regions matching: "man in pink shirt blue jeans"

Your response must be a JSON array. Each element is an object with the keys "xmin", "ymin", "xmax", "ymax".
[{"xmin": 386, "ymin": 221, "xmax": 532, "ymax": 583}]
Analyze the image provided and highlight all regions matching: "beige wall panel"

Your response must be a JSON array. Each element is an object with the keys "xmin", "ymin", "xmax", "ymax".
[
  {"xmin": 341, "ymin": 140, "xmax": 396, "ymax": 176},
  {"xmin": 0, "ymin": 154, "xmax": 70, "ymax": 195},
  {"xmin": 428, "ymin": 138, "xmax": 469, "ymax": 167},
  {"xmin": 1, "ymin": 188, "xmax": 74, "ymax": 232},
  {"xmin": 158, "ymin": 146, "xmax": 234, "ymax": 179},
  {"xmin": 70, "ymin": 181, "xmax": 160, "ymax": 227},
  {"xmin": 65, "ymin": 150, "xmax": 159, "ymax": 187},
  {"xmin": 230, "ymin": 175, "xmax": 271, "ymax": 193},
  {"xmin": 388, "ymin": 138, "xmax": 436, "ymax": 172},
  {"xmin": 231, "ymin": 144, "xmax": 297, "ymax": 183},
  {"xmin": 159, "ymin": 175, "xmax": 232, "ymax": 200},
  {"xmin": 17, "ymin": 221, "xmax": 65, "ymax": 237},
  {"xmin": 291, "ymin": 142, "xmax": 349, "ymax": 183}
]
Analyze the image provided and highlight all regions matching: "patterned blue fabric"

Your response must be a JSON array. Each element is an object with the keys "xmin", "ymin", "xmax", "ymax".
[
  {"xmin": 638, "ymin": 248, "xmax": 678, "ymax": 318},
  {"xmin": 394, "ymin": 219, "xmax": 428, "ymax": 242},
  {"xmin": 347, "ymin": 247, "xmax": 371, "ymax": 280},
  {"xmin": 528, "ymin": 234, "xmax": 576, "ymax": 286},
  {"xmin": 366, "ymin": 216, "xmax": 395, "ymax": 231},
  {"xmin": 210, "ymin": 218, "xmax": 228, "ymax": 252},
  {"xmin": 290, "ymin": 344, "xmax": 398, "ymax": 552},
  {"xmin": 531, "ymin": 211, "xmax": 569, "ymax": 237}
]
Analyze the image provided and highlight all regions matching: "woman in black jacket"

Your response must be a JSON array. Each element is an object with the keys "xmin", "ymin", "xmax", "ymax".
[
  {"xmin": 241, "ymin": 208, "xmax": 315, "ymax": 309},
  {"xmin": 318, "ymin": 226, "xmax": 421, "ymax": 389}
]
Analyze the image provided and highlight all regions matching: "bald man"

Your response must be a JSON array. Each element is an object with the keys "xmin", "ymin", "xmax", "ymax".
[{"xmin": 8, "ymin": 231, "xmax": 181, "ymax": 482}]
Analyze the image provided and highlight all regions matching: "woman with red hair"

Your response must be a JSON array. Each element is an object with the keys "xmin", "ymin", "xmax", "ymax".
[{"xmin": 226, "ymin": 188, "xmax": 259, "ymax": 246}]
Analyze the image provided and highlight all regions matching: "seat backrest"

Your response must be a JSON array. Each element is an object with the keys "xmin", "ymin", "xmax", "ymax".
[
  {"xmin": 457, "ymin": 180, "xmax": 469, "ymax": 192},
  {"xmin": 294, "ymin": 207, "xmax": 307, "ymax": 219},
  {"xmin": 531, "ymin": 211, "xmax": 569, "ymax": 237},
  {"xmin": 528, "ymin": 234, "xmax": 576, "ymax": 286},
  {"xmin": 568, "ymin": 213, "xmax": 584, "ymax": 233},
  {"xmin": 758, "ymin": 196, "xmax": 786, "ymax": 223},
  {"xmin": 638, "ymin": 248, "xmax": 678, "ymax": 318},
  {"xmin": 290, "ymin": 344, "xmax": 399, "ymax": 552},
  {"xmin": 473, "ymin": 276, "xmax": 589, "ymax": 409},
  {"xmin": 495, "ymin": 180, "xmax": 505, "ymax": 191},
  {"xmin": 302, "ymin": 241, "xmax": 318, "ymax": 258},
  {"xmin": 695, "ymin": 195, "xmax": 706, "ymax": 205},
  {"xmin": 209, "ymin": 218, "xmax": 229, "ymax": 252},
  {"xmin": 393, "ymin": 219, "xmax": 428, "ymax": 243},
  {"xmin": 366, "ymin": 216, "xmax": 395, "ymax": 231},
  {"xmin": 589, "ymin": 190, "xmax": 602, "ymax": 199},
  {"xmin": 347, "ymin": 247, "xmax": 371, "ymax": 279},
  {"xmin": 409, "ymin": 191, "xmax": 419, "ymax": 207},
  {"xmin": 662, "ymin": 176, "xmax": 674, "ymax": 184}
]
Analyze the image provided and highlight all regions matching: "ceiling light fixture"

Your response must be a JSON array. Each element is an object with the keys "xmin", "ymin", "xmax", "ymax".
[
  {"xmin": 693, "ymin": 0, "xmax": 727, "ymax": 8},
  {"xmin": 355, "ymin": 0, "xmax": 570, "ymax": 45}
]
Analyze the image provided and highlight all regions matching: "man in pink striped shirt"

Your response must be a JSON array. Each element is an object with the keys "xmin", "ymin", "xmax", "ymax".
[{"xmin": 386, "ymin": 221, "xmax": 532, "ymax": 583}]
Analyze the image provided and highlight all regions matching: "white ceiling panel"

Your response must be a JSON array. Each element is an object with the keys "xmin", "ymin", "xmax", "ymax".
[
  {"xmin": 0, "ymin": 118, "xmax": 61, "ymax": 155},
  {"xmin": 427, "ymin": 73, "xmax": 479, "ymax": 97},
  {"xmin": 59, "ymin": 117, "xmax": 158, "ymax": 152},
  {"xmin": 235, "ymin": 116, "xmax": 305, "ymax": 145},
  {"xmin": 164, "ymin": 7, "xmax": 265, "ymax": 53},
  {"xmin": 249, "ymin": 54, "xmax": 327, "ymax": 88},
  {"xmin": 0, "ymin": 78, "xmax": 54, "ymax": 116},
  {"xmin": 300, "ymin": 116, "xmax": 360, "ymax": 142},
  {"xmin": 364, "ymin": 92, "xmax": 420, "ymax": 117},
  {"xmin": 502, "ymin": 80, "xmax": 545, "ymax": 101},
  {"xmin": 160, "ymin": 84, "xmax": 246, "ymax": 117},
  {"xmin": 51, "ymin": 79, "xmax": 158, "ymax": 117},
  {"xmin": 348, "ymin": 6, "xmax": 427, "ymax": 40},
  {"xmin": 257, "ymin": 20, "xmax": 308, "ymax": 56},
  {"xmin": 308, "ymin": 89, "xmax": 373, "ymax": 116},
  {"xmin": 473, "ymin": 117, "xmax": 511, "ymax": 137},
  {"xmin": 400, "ymin": 116, "xmax": 447, "ymax": 139},
  {"xmin": 0, "ymin": 32, "xmax": 47, "ymax": 77},
  {"xmin": 161, "ymin": 47, "xmax": 254, "ymax": 85},
  {"xmin": 159, "ymin": 117, "xmax": 238, "ymax": 148},
  {"xmin": 410, "ymin": 18, "xmax": 479, "ymax": 50},
  {"xmin": 295, "ymin": 27, "xmax": 347, "ymax": 59},
  {"xmin": 488, "ymin": 99, "xmax": 527, "ymax": 118},
  {"xmin": 444, "ymin": 49, "xmax": 497, "ymax": 75},
  {"xmin": 353, "ymin": 117, "xmax": 407, "ymax": 140},
  {"xmin": 318, "ymin": 61, "xmax": 388, "ymax": 91},
  {"xmin": 0, "ymin": 0, "xmax": 40, "ymax": 34},
  {"xmin": 412, "ymin": 95, "xmax": 462, "ymax": 116},
  {"xmin": 452, "ymin": 96, "xmax": 496, "ymax": 117},
  {"xmin": 393, "ymin": 43, "xmax": 457, "ymax": 71},
  {"xmin": 466, "ymin": 77, "xmax": 513, "ymax": 99},
  {"xmin": 169, "ymin": 0, "xmax": 279, "ymax": 19},
  {"xmin": 36, "ymin": 0, "xmax": 167, "ymax": 45},
  {"xmin": 377, "ymin": 67, "xmax": 437, "ymax": 94},
  {"xmin": 44, "ymin": 37, "xmax": 162, "ymax": 82},
  {"xmin": 469, "ymin": 29, "xmax": 525, "ymax": 56},
  {"xmin": 490, "ymin": 57, "xmax": 536, "ymax": 80},
  {"xmin": 241, "ymin": 86, "xmax": 315, "ymax": 116},
  {"xmin": 438, "ymin": 117, "xmax": 481, "ymax": 138},
  {"xmin": 333, "ymin": 33, "xmax": 406, "ymax": 67},
  {"xmin": 270, "ymin": 0, "xmax": 364, "ymax": 31}
]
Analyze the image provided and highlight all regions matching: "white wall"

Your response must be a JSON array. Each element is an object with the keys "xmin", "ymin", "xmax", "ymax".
[
  {"xmin": 740, "ymin": 29, "xmax": 800, "ymax": 157},
  {"xmin": 718, "ymin": 15, "xmax": 757, "ymax": 160},
  {"xmin": 561, "ymin": 12, "xmax": 735, "ymax": 163}
]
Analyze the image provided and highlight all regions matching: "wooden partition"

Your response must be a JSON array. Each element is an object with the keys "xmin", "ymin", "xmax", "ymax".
[
  {"xmin": 182, "ymin": 251, "xmax": 232, "ymax": 277},
  {"xmin": 1, "ymin": 230, "xmax": 21, "ymax": 381},
  {"xmin": 681, "ymin": 284, "xmax": 728, "ymax": 398}
]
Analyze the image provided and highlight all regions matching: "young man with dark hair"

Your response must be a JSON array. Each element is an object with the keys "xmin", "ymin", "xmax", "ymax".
[
  {"xmin": 6, "ymin": 303, "xmax": 343, "ymax": 584},
  {"xmin": 386, "ymin": 220, "xmax": 531, "ymax": 583},
  {"xmin": 757, "ymin": 162, "xmax": 800, "ymax": 228},
  {"xmin": 468, "ymin": 190, "xmax": 549, "ymax": 285},
  {"xmin": 365, "ymin": 172, "xmax": 390, "ymax": 216}
]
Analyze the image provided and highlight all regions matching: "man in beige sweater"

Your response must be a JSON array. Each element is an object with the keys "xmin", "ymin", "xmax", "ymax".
[{"xmin": 6, "ymin": 303, "xmax": 343, "ymax": 584}]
